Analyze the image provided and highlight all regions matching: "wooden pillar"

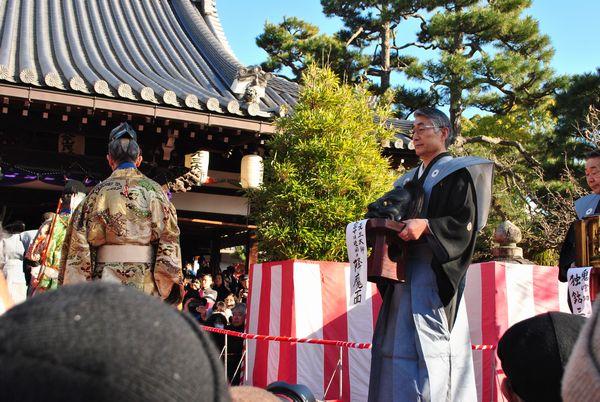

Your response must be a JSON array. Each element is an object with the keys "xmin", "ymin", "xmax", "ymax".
[
  {"xmin": 246, "ymin": 230, "xmax": 258, "ymax": 273},
  {"xmin": 210, "ymin": 237, "xmax": 221, "ymax": 275}
]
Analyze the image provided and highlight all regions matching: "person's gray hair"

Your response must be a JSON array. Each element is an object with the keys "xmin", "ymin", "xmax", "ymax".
[
  {"xmin": 232, "ymin": 303, "xmax": 246, "ymax": 316},
  {"xmin": 108, "ymin": 138, "xmax": 140, "ymax": 165},
  {"xmin": 414, "ymin": 107, "xmax": 455, "ymax": 147}
]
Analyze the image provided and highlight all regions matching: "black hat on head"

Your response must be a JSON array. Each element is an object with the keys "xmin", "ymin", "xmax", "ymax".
[
  {"xmin": 109, "ymin": 122, "xmax": 137, "ymax": 142},
  {"xmin": 0, "ymin": 282, "xmax": 231, "ymax": 402},
  {"xmin": 497, "ymin": 311, "xmax": 586, "ymax": 402},
  {"xmin": 62, "ymin": 179, "xmax": 87, "ymax": 195}
]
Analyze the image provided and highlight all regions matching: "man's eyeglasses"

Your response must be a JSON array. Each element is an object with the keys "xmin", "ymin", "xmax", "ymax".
[{"xmin": 408, "ymin": 125, "xmax": 441, "ymax": 138}]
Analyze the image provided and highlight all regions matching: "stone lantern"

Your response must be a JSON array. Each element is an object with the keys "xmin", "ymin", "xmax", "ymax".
[{"xmin": 492, "ymin": 220, "xmax": 530, "ymax": 262}]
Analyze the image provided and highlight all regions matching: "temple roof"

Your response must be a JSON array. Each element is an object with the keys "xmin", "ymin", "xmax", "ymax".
[{"xmin": 0, "ymin": 0, "xmax": 298, "ymax": 119}]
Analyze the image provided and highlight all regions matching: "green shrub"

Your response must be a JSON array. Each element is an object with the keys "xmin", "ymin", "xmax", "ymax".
[{"xmin": 246, "ymin": 65, "xmax": 398, "ymax": 262}]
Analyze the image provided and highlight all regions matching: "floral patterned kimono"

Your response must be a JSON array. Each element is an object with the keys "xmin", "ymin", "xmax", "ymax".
[
  {"xmin": 27, "ymin": 206, "xmax": 81, "ymax": 292},
  {"xmin": 59, "ymin": 166, "xmax": 184, "ymax": 304}
]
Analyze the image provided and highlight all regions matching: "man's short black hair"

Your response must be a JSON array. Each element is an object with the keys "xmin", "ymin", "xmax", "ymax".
[{"xmin": 585, "ymin": 148, "xmax": 600, "ymax": 159}]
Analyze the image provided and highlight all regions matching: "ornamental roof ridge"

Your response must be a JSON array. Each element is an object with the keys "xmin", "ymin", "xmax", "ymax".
[{"xmin": 193, "ymin": 0, "xmax": 237, "ymax": 59}]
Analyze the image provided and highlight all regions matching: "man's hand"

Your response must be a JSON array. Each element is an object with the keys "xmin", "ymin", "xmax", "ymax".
[{"xmin": 398, "ymin": 219, "xmax": 429, "ymax": 241}]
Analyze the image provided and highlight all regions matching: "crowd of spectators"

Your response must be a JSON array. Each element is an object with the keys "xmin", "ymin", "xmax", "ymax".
[{"xmin": 182, "ymin": 262, "xmax": 248, "ymax": 385}]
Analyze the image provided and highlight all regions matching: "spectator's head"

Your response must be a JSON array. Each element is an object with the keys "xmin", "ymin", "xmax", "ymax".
[
  {"xmin": 200, "ymin": 273, "xmax": 213, "ymax": 290},
  {"xmin": 497, "ymin": 311, "xmax": 586, "ymax": 402},
  {"xmin": 213, "ymin": 300, "xmax": 227, "ymax": 313},
  {"xmin": 585, "ymin": 149, "xmax": 600, "ymax": 194},
  {"xmin": 190, "ymin": 278, "xmax": 201, "ymax": 290},
  {"xmin": 231, "ymin": 303, "xmax": 247, "ymax": 328},
  {"xmin": 207, "ymin": 311, "xmax": 229, "ymax": 329},
  {"xmin": 239, "ymin": 274, "xmax": 249, "ymax": 289},
  {"xmin": 562, "ymin": 300, "xmax": 600, "ymax": 401},
  {"xmin": 0, "ymin": 282, "xmax": 230, "ymax": 402},
  {"xmin": 61, "ymin": 180, "xmax": 87, "ymax": 210},
  {"xmin": 224, "ymin": 293, "xmax": 237, "ymax": 309},
  {"xmin": 107, "ymin": 122, "xmax": 142, "ymax": 169},
  {"xmin": 3, "ymin": 220, "xmax": 25, "ymax": 234},
  {"xmin": 213, "ymin": 272, "xmax": 224, "ymax": 287},
  {"xmin": 186, "ymin": 297, "xmax": 209, "ymax": 321}
]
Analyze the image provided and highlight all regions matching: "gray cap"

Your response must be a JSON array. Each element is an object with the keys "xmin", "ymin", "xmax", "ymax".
[{"xmin": 0, "ymin": 282, "xmax": 231, "ymax": 402}]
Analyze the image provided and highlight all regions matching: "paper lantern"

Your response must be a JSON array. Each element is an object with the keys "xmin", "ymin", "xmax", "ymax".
[
  {"xmin": 241, "ymin": 154, "xmax": 263, "ymax": 189},
  {"xmin": 185, "ymin": 150, "xmax": 210, "ymax": 184}
]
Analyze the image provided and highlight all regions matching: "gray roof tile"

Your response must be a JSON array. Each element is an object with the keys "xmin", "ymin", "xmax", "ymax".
[{"xmin": 0, "ymin": 0, "xmax": 299, "ymax": 118}]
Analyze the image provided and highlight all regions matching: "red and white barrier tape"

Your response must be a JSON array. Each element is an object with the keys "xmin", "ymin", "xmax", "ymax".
[{"xmin": 200, "ymin": 325, "xmax": 496, "ymax": 351}]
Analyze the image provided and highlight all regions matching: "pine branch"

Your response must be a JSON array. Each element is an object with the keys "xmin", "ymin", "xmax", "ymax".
[
  {"xmin": 455, "ymin": 135, "xmax": 542, "ymax": 167},
  {"xmin": 345, "ymin": 26, "xmax": 364, "ymax": 46}
]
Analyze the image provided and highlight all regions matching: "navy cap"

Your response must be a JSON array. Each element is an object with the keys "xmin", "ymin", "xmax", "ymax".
[
  {"xmin": 109, "ymin": 122, "xmax": 137, "ymax": 142},
  {"xmin": 497, "ymin": 311, "xmax": 586, "ymax": 402}
]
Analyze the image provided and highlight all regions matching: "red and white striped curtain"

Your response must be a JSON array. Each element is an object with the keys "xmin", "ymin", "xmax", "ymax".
[
  {"xmin": 246, "ymin": 260, "xmax": 569, "ymax": 402},
  {"xmin": 465, "ymin": 262, "xmax": 569, "ymax": 402}
]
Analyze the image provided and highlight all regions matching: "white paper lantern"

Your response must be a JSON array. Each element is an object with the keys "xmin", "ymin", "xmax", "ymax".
[
  {"xmin": 185, "ymin": 150, "xmax": 210, "ymax": 184},
  {"xmin": 240, "ymin": 154, "xmax": 263, "ymax": 189}
]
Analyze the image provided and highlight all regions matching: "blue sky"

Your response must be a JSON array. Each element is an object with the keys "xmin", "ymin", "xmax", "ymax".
[{"xmin": 218, "ymin": 1, "xmax": 600, "ymax": 78}]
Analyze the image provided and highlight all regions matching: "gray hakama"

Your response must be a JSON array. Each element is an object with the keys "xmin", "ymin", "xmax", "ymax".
[{"xmin": 368, "ymin": 155, "xmax": 493, "ymax": 402}]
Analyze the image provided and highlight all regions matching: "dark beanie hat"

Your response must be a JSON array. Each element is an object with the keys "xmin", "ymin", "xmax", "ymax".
[
  {"xmin": 497, "ymin": 311, "xmax": 586, "ymax": 402},
  {"xmin": 0, "ymin": 282, "xmax": 231, "ymax": 402}
]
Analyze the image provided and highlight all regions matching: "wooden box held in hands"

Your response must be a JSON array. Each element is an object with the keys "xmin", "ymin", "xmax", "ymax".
[
  {"xmin": 365, "ymin": 218, "xmax": 407, "ymax": 284},
  {"xmin": 574, "ymin": 215, "xmax": 600, "ymax": 301}
]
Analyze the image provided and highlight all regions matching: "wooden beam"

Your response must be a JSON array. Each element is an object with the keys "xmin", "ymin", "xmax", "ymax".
[
  {"xmin": 0, "ymin": 83, "xmax": 275, "ymax": 134},
  {"xmin": 177, "ymin": 217, "xmax": 257, "ymax": 229}
]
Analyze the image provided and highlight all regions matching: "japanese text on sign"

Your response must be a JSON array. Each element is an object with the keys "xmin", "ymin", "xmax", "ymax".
[
  {"xmin": 346, "ymin": 219, "xmax": 368, "ymax": 305},
  {"xmin": 568, "ymin": 267, "xmax": 593, "ymax": 317}
]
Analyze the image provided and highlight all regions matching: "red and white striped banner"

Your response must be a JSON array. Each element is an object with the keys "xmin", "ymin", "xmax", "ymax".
[
  {"xmin": 465, "ymin": 262, "xmax": 569, "ymax": 402},
  {"xmin": 246, "ymin": 260, "xmax": 568, "ymax": 402},
  {"xmin": 246, "ymin": 260, "xmax": 381, "ymax": 402}
]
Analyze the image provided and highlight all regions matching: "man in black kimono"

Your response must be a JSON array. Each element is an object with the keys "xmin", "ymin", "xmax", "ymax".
[
  {"xmin": 368, "ymin": 107, "xmax": 493, "ymax": 402},
  {"xmin": 559, "ymin": 149, "xmax": 600, "ymax": 282}
]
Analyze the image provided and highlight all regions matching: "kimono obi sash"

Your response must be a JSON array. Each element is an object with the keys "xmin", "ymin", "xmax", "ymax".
[{"xmin": 96, "ymin": 245, "xmax": 154, "ymax": 263}]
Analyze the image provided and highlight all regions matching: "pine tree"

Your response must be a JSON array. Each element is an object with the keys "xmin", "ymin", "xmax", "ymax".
[
  {"xmin": 256, "ymin": 17, "xmax": 370, "ymax": 83},
  {"xmin": 320, "ymin": 0, "xmax": 420, "ymax": 91},
  {"xmin": 408, "ymin": 0, "xmax": 563, "ymax": 137}
]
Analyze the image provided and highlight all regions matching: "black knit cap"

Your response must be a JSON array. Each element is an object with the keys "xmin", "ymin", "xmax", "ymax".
[
  {"xmin": 497, "ymin": 312, "xmax": 586, "ymax": 402},
  {"xmin": 0, "ymin": 282, "xmax": 231, "ymax": 402}
]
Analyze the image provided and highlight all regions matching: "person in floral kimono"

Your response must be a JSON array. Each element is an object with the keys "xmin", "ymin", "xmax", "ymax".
[
  {"xmin": 59, "ymin": 123, "xmax": 184, "ymax": 305},
  {"xmin": 26, "ymin": 182, "xmax": 86, "ymax": 295}
]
